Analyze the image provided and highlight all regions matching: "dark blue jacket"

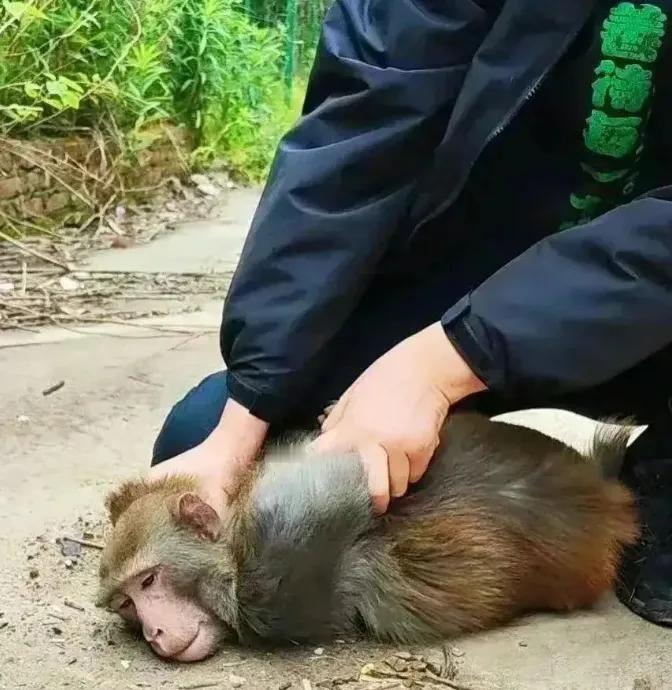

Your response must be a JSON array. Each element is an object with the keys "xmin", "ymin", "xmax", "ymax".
[{"xmin": 220, "ymin": 0, "xmax": 672, "ymax": 422}]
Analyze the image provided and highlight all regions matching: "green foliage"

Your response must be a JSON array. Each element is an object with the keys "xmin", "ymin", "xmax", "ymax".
[
  {"xmin": 0, "ymin": 0, "xmax": 323, "ymax": 181},
  {"xmin": 245, "ymin": 0, "xmax": 328, "ymax": 67}
]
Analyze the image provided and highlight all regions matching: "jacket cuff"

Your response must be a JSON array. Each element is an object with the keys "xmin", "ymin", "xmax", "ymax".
[
  {"xmin": 225, "ymin": 372, "xmax": 288, "ymax": 424},
  {"xmin": 440, "ymin": 294, "xmax": 509, "ymax": 395}
]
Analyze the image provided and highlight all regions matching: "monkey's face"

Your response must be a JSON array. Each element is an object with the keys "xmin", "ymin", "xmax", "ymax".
[
  {"xmin": 97, "ymin": 477, "xmax": 237, "ymax": 662},
  {"xmin": 106, "ymin": 562, "xmax": 224, "ymax": 661}
]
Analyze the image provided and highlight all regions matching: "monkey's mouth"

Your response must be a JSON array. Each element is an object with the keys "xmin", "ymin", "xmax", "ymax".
[{"xmin": 150, "ymin": 625, "xmax": 203, "ymax": 663}]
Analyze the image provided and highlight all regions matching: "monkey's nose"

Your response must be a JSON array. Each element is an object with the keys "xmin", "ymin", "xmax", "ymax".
[{"xmin": 142, "ymin": 625, "xmax": 163, "ymax": 643}]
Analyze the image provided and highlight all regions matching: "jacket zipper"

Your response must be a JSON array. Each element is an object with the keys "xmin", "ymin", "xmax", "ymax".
[
  {"xmin": 422, "ymin": 24, "xmax": 585, "ymax": 228},
  {"xmin": 475, "ymin": 25, "xmax": 584, "ymax": 181}
]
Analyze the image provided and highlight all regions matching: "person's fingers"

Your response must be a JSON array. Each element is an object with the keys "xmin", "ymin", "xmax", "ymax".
[
  {"xmin": 316, "ymin": 399, "xmax": 338, "ymax": 426},
  {"xmin": 323, "ymin": 400, "xmax": 339, "ymax": 417},
  {"xmin": 388, "ymin": 449, "xmax": 410, "ymax": 499},
  {"xmin": 360, "ymin": 443, "xmax": 391, "ymax": 515},
  {"xmin": 307, "ymin": 427, "xmax": 342, "ymax": 454},
  {"xmin": 407, "ymin": 441, "xmax": 437, "ymax": 483},
  {"xmin": 320, "ymin": 390, "xmax": 350, "ymax": 432}
]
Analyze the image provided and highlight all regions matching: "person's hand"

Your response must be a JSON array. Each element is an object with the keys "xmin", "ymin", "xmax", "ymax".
[
  {"xmin": 310, "ymin": 322, "xmax": 485, "ymax": 514},
  {"xmin": 148, "ymin": 398, "xmax": 269, "ymax": 518}
]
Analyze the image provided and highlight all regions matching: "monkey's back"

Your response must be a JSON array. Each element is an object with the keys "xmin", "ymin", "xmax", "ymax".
[
  {"xmin": 234, "ymin": 412, "xmax": 639, "ymax": 645},
  {"xmin": 372, "ymin": 413, "xmax": 639, "ymax": 640}
]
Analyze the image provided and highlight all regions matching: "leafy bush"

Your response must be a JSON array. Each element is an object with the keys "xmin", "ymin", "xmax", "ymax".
[{"xmin": 0, "ymin": 0, "xmax": 315, "ymax": 181}]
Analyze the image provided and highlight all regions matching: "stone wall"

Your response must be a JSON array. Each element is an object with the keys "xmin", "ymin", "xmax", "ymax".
[{"xmin": 0, "ymin": 125, "xmax": 191, "ymax": 228}]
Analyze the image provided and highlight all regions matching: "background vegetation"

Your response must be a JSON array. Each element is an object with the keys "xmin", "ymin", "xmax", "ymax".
[{"xmin": 0, "ymin": 0, "xmax": 329, "ymax": 183}]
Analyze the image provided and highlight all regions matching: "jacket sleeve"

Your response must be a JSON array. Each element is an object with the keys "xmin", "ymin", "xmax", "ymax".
[
  {"xmin": 220, "ymin": 0, "xmax": 493, "ymax": 422},
  {"xmin": 442, "ymin": 189, "xmax": 672, "ymax": 399}
]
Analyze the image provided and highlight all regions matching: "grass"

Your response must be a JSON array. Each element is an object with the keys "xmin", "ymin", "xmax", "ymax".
[{"xmin": 0, "ymin": 0, "xmax": 318, "ymax": 183}]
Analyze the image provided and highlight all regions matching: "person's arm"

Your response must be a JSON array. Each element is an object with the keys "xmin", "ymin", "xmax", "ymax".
[
  {"xmin": 314, "ymin": 188, "xmax": 672, "ymax": 513},
  {"xmin": 150, "ymin": 0, "xmax": 496, "ymax": 505},
  {"xmin": 441, "ymin": 188, "xmax": 672, "ymax": 398},
  {"xmin": 221, "ymin": 0, "xmax": 496, "ymax": 424},
  {"xmin": 148, "ymin": 398, "xmax": 269, "ymax": 517}
]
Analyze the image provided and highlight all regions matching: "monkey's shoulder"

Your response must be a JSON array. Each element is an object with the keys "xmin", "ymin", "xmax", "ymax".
[
  {"xmin": 252, "ymin": 439, "xmax": 372, "ymax": 527},
  {"xmin": 233, "ymin": 440, "xmax": 377, "ymax": 642}
]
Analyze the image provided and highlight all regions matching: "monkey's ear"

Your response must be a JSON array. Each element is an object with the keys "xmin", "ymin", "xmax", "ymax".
[
  {"xmin": 170, "ymin": 492, "xmax": 221, "ymax": 542},
  {"xmin": 105, "ymin": 480, "xmax": 150, "ymax": 526}
]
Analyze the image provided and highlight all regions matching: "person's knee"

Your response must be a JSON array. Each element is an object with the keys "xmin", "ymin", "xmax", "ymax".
[{"xmin": 152, "ymin": 371, "xmax": 229, "ymax": 465}]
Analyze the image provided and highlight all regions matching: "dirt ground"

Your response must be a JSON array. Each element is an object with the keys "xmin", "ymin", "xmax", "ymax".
[{"xmin": 0, "ymin": 188, "xmax": 669, "ymax": 690}]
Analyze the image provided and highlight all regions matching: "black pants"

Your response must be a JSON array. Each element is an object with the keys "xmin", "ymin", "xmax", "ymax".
[{"xmin": 153, "ymin": 264, "xmax": 672, "ymax": 463}]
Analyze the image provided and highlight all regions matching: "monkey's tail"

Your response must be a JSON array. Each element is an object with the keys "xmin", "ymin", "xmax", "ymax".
[{"xmin": 586, "ymin": 417, "xmax": 638, "ymax": 479}]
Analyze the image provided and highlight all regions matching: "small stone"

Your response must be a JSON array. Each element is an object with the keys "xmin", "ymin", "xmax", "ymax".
[
  {"xmin": 58, "ymin": 276, "xmax": 80, "ymax": 291},
  {"xmin": 64, "ymin": 559, "xmax": 74, "ymax": 569},
  {"xmin": 313, "ymin": 647, "xmax": 324, "ymax": 656},
  {"xmin": 0, "ymin": 177, "xmax": 22, "ymax": 199},
  {"xmin": 394, "ymin": 652, "xmax": 413, "ymax": 660},
  {"xmin": 387, "ymin": 657, "xmax": 410, "ymax": 672},
  {"xmin": 29, "ymin": 568, "xmax": 39, "ymax": 579},
  {"xmin": 190, "ymin": 173, "xmax": 220, "ymax": 196},
  {"xmin": 120, "ymin": 659, "xmax": 131, "ymax": 670},
  {"xmin": 450, "ymin": 646, "xmax": 464, "ymax": 657},
  {"xmin": 52, "ymin": 626, "xmax": 63, "ymax": 635},
  {"xmin": 426, "ymin": 660, "xmax": 442, "ymax": 676},
  {"xmin": 229, "ymin": 674, "xmax": 246, "ymax": 688},
  {"xmin": 22, "ymin": 196, "xmax": 45, "ymax": 216},
  {"xmin": 45, "ymin": 192, "xmax": 70, "ymax": 213},
  {"xmin": 59, "ymin": 538, "xmax": 83, "ymax": 559},
  {"xmin": 17, "ymin": 415, "xmax": 30, "ymax": 424}
]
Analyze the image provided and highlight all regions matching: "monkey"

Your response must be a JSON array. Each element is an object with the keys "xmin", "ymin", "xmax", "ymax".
[{"xmin": 96, "ymin": 411, "xmax": 639, "ymax": 663}]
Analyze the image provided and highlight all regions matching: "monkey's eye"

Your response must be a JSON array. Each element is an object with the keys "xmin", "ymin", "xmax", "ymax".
[{"xmin": 141, "ymin": 573, "xmax": 155, "ymax": 589}]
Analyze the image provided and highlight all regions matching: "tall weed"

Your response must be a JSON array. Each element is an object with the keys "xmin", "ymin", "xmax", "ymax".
[{"xmin": 0, "ymin": 0, "xmax": 318, "ymax": 181}]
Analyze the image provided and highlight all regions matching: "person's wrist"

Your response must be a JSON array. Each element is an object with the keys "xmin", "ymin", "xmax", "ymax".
[
  {"xmin": 422, "ymin": 322, "xmax": 486, "ymax": 404},
  {"xmin": 204, "ymin": 397, "xmax": 269, "ymax": 470}
]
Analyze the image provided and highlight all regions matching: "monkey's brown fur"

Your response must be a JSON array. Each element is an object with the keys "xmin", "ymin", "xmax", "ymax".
[
  {"xmin": 98, "ymin": 412, "xmax": 639, "ymax": 648},
  {"xmin": 379, "ymin": 418, "xmax": 638, "ymax": 635}
]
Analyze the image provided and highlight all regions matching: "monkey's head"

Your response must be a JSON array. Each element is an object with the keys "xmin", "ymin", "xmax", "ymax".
[{"xmin": 96, "ymin": 476, "xmax": 237, "ymax": 662}]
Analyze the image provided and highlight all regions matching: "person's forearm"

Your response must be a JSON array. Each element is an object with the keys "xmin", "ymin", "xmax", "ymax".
[
  {"xmin": 219, "ymin": 0, "xmax": 492, "ymax": 425},
  {"xmin": 210, "ymin": 323, "xmax": 484, "ymax": 474},
  {"xmin": 206, "ymin": 398, "xmax": 270, "ymax": 473},
  {"xmin": 441, "ymin": 193, "xmax": 672, "ymax": 398}
]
